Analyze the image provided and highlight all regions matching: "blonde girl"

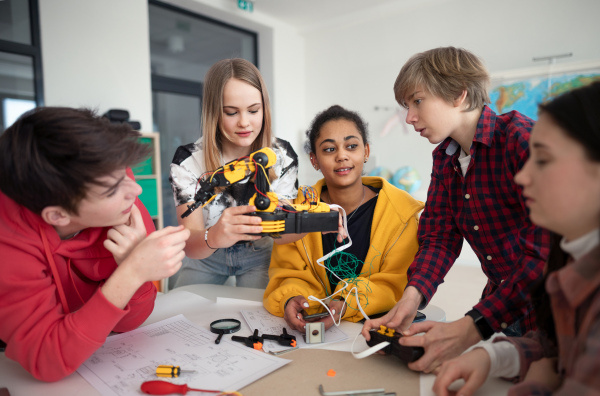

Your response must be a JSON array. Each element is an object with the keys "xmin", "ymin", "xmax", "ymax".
[{"xmin": 170, "ymin": 58, "xmax": 298, "ymax": 288}]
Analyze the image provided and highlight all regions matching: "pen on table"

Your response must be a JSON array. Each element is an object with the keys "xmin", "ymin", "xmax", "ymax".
[{"xmin": 155, "ymin": 365, "xmax": 197, "ymax": 378}]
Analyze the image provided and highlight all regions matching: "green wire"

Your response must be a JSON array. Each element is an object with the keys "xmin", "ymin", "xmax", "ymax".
[{"xmin": 325, "ymin": 244, "xmax": 381, "ymax": 312}]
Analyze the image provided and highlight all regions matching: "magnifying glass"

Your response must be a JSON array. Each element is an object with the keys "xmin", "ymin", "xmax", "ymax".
[{"xmin": 210, "ymin": 319, "xmax": 241, "ymax": 344}]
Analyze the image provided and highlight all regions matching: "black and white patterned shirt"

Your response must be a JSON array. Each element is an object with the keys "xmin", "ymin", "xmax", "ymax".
[{"xmin": 170, "ymin": 138, "xmax": 299, "ymax": 228}]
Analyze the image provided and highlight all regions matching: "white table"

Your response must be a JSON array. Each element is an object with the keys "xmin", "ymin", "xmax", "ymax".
[
  {"xmin": 0, "ymin": 284, "xmax": 510, "ymax": 396},
  {"xmin": 175, "ymin": 285, "xmax": 510, "ymax": 396},
  {"xmin": 176, "ymin": 284, "xmax": 446, "ymax": 322}
]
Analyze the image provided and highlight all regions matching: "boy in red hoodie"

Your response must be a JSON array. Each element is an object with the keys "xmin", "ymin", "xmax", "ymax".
[{"xmin": 0, "ymin": 107, "xmax": 190, "ymax": 381}]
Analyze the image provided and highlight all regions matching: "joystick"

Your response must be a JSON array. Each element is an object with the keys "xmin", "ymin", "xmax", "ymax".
[{"xmin": 366, "ymin": 325, "xmax": 424, "ymax": 363}]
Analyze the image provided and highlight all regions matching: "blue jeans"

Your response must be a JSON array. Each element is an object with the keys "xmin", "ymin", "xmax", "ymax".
[{"xmin": 172, "ymin": 237, "xmax": 273, "ymax": 289}]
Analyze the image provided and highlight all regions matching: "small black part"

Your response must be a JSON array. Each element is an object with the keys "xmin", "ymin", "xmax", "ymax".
[
  {"xmin": 195, "ymin": 191, "xmax": 212, "ymax": 203},
  {"xmin": 359, "ymin": 310, "xmax": 426, "ymax": 324},
  {"xmin": 255, "ymin": 196, "xmax": 271, "ymax": 210},
  {"xmin": 263, "ymin": 328, "xmax": 297, "ymax": 346},
  {"xmin": 253, "ymin": 211, "xmax": 338, "ymax": 234},
  {"xmin": 232, "ymin": 329, "xmax": 264, "ymax": 348},
  {"xmin": 126, "ymin": 120, "xmax": 141, "ymax": 130},
  {"xmin": 288, "ymin": 211, "xmax": 338, "ymax": 234},
  {"xmin": 366, "ymin": 328, "xmax": 425, "ymax": 363},
  {"xmin": 103, "ymin": 109, "xmax": 129, "ymax": 122},
  {"xmin": 101, "ymin": 109, "xmax": 142, "ymax": 130},
  {"xmin": 303, "ymin": 311, "xmax": 330, "ymax": 320},
  {"xmin": 252, "ymin": 152, "xmax": 268, "ymax": 165},
  {"xmin": 181, "ymin": 201, "xmax": 201, "ymax": 218}
]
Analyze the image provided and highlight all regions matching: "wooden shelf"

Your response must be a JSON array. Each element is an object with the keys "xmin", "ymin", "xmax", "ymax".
[
  {"xmin": 133, "ymin": 132, "xmax": 164, "ymax": 230},
  {"xmin": 133, "ymin": 132, "xmax": 166, "ymax": 292}
]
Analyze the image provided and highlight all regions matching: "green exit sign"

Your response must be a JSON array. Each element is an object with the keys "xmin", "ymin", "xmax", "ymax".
[{"xmin": 238, "ymin": 0, "xmax": 254, "ymax": 12}]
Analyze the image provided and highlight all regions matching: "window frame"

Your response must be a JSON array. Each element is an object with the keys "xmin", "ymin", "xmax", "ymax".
[
  {"xmin": 149, "ymin": 0, "xmax": 259, "ymax": 97},
  {"xmin": 0, "ymin": 0, "xmax": 44, "ymax": 106}
]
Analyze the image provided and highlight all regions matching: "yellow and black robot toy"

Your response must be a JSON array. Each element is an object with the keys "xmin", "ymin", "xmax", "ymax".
[{"xmin": 181, "ymin": 147, "xmax": 338, "ymax": 237}]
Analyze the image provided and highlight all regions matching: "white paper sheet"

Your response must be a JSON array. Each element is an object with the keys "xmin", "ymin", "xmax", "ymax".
[
  {"xmin": 216, "ymin": 297, "xmax": 263, "ymax": 307},
  {"xmin": 240, "ymin": 308, "xmax": 349, "ymax": 353},
  {"xmin": 77, "ymin": 315, "xmax": 289, "ymax": 396},
  {"xmin": 141, "ymin": 290, "xmax": 212, "ymax": 326}
]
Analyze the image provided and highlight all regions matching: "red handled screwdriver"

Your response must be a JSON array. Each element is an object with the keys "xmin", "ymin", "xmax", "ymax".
[{"xmin": 140, "ymin": 380, "xmax": 241, "ymax": 395}]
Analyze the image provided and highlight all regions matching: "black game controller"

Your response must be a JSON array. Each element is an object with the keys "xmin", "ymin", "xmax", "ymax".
[{"xmin": 366, "ymin": 325, "xmax": 424, "ymax": 363}]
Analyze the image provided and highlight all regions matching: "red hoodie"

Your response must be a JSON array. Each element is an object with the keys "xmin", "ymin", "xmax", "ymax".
[{"xmin": 0, "ymin": 174, "xmax": 157, "ymax": 382}]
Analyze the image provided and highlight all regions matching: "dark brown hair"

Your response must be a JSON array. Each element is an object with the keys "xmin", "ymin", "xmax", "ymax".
[
  {"xmin": 305, "ymin": 105, "xmax": 369, "ymax": 154},
  {"xmin": 0, "ymin": 107, "xmax": 151, "ymax": 214}
]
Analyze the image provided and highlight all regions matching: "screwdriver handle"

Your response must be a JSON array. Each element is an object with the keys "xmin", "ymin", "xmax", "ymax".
[
  {"xmin": 141, "ymin": 380, "xmax": 222, "ymax": 395},
  {"xmin": 156, "ymin": 365, "xmax": 181, "ymax": 378},
  {"xmin": 141, "ymin": 380, "xmax": 189, "ymax": 395}
]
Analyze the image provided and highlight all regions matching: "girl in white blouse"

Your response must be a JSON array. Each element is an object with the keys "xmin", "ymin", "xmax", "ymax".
[{"xmin": 170, "ymin": 58, "xmax": 298, "ymax": 289}]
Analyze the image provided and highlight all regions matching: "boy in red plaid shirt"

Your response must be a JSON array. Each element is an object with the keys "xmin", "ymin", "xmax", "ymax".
[{"xmin": 362, "ymin": 47, "xmax": 551, "ymax": 373}]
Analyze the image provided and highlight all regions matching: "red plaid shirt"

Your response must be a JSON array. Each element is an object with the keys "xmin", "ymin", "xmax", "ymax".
[{"xmin": 407, "ymin": 106, "xmax": 551, "ymax": 334}]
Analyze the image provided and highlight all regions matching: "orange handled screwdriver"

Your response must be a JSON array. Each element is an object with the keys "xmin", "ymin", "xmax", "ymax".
[
  {"xmin": 155, "ymin": 365, "xmax": 197, "ymax": 378},
  {"xmin": 140, "ymin": 380, "xmax": 241, "ymax": 395}
]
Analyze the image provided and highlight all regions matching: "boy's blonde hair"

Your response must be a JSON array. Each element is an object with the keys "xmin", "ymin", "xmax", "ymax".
[
  {"xmin": 394, "ymin": 47, "xmax": 490, "ymax": 111},
  {"xmin": 201, "ymin": 58, "xmax": 273, "ymax": 173}
]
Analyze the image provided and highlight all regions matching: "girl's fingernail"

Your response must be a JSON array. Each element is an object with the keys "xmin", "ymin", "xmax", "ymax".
[
  {"xmin": 331, "ymin": 309, "xmax": 336, "ymax": 315},
  {"xmin": 296, "ymin": 314, "xmax": 301, "ymax": 320},
  {"xmin": 303, "ymin": 302, "xmax": 309, "ymax": 307}
]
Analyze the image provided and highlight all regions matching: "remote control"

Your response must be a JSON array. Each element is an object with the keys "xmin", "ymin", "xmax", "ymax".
[{"xmin": 366, "ymin": 325, "xmax": 424, "ymax": 363}]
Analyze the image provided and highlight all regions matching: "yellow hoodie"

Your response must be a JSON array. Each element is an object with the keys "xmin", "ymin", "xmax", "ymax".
[{"xmin": 263, "ymin": 176, "xmax": 424, "ymax": 322}]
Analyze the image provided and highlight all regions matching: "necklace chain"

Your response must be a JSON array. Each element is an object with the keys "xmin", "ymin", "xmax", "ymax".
[{"xmin": 326, "ymin": 185, "xmax": 366, "ymax": 224}]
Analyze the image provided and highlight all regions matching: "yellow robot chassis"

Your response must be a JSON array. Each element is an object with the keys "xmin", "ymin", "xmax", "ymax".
[{"xmin": 181, "ymin": 147, "xmax": 338, "ymax": 237}]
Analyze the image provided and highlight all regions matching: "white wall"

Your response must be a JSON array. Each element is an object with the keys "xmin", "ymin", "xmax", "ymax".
[
  {"xmin": 300, "ymin": 0, "xmax": 600, "ymax": 192},
  {"xmin": 39, "ymin": 0, "xmax": 153, "ymax": 130},
  {"xmin": 39, "ymin": 0, "xmax": 305, "ymax": 151}
]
